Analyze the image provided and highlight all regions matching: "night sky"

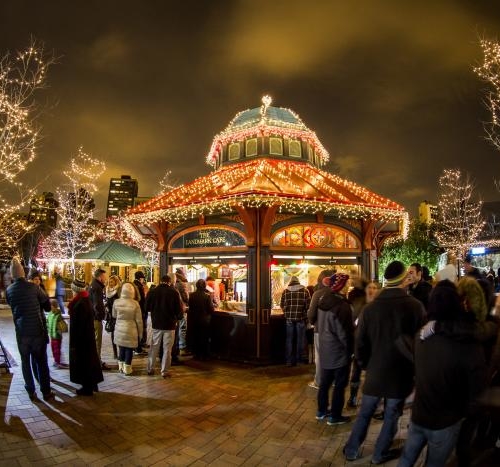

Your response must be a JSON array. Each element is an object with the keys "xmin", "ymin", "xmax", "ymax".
[{"xmin": 2, "ymin": 0, "xmax": 500, "ymax": 219}]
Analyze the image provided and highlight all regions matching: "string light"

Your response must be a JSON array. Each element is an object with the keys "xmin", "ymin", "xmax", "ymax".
[
  {"xmin": 475, "ymin": 38, "xmax": 500, "ymax": 152},
  {"xmin": 126, "ymin": 158, "xmax": 408, "ymax": 231}
]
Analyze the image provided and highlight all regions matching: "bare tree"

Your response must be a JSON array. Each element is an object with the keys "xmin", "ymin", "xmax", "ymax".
[
  {"xmin": 0, "ymin": 39, "xmax": 56, "ymax": 259},
  {"xmin": 39, "ymin": 148, "xmax": 106, "ymax": 277},
  {"xmin": 435, "ymin": 168, "xmax": 485, "ymax": 260}
]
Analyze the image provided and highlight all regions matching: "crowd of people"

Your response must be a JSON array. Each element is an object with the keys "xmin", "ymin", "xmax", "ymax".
[
  {"xmin": 280, "ymin": 258, "xmax": 500, "ymax": 466},
  {"xmin": 6, "ymin": 254, "xmax": 500, "ymax": 464},
  {"xmin": 5, "ymin": 261, "xmax": 214, "ymax": 397}
]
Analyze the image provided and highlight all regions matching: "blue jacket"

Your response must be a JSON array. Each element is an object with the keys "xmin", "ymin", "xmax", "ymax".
[{"xmin": 7, "ymin": 278, "xmax": 51, "ymax": 337}]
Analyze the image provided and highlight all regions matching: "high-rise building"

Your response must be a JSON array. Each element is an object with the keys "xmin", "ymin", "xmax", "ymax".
[
  {"xmin": 27, "ymin": 192, "xmax": 59, "ymax": 229},
  {"xmin": 418, "ymin": 200, "xmax": 438, "ymax": 224},
  {"xmin": 106, "ymin": 175, "xmax": 139, "ymax": 218}
]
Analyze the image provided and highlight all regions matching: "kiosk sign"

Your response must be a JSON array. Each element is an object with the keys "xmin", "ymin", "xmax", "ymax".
[{"xmin": 171, "ymin": 228, "xmax": 246, "ymax": 249}]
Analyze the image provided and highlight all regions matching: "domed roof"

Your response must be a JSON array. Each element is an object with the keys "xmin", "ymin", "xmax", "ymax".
[{"xmin": 206, "ymin": 96, "xmax": 329, "ymax": 168}]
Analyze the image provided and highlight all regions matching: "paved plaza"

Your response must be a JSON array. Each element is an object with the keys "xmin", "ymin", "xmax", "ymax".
[{"xmin": 0, "ymin": 306, "xmax": 494, "ymax": 467}]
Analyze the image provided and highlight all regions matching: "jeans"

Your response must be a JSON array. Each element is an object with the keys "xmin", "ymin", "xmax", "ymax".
[
  {"xmin": 94, "ymin": 320, "xmax": 103, "ymax": 360},
  {"xmin": 119, "ymin": 346, "xmax": 134, "ymax": 365},
  {"xmin": 317, "ymin": 365, "xmax": 349, "ymax": 418},
  {"xmin": 178, "ymin": 316, "xmax": 187, "ymax": 349},
  {"xmin": 56, "ymin": 295, "xmax": 66, "ymax": 314},
  {"xmin": 148, "ymin": 329, "xmax": 175, "ymax": 374},
  {"xmin": 398, "ymin": 419, "xmax": 463, "ymax": 467},
  {"xmin": 344, "ymin": 394, "xmax": 404, "ymax": 463},
  {"xmin": 16, "ymin": 334, "xmax": 51, "ymax": 396},
  {"xmin": 285, "ymin": 320, "xmax": 305, "ymax": 365},
  {"xmin": 314, "ymin": 333, "xmax": 321, "ymax": 385}
]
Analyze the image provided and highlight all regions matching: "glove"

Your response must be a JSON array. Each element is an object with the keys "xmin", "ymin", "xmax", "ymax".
[{"xmin": 419, "ymin": 320, "xmax": 436, "ymax": 340}]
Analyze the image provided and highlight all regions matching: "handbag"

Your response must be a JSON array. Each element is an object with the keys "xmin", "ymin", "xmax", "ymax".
[
  {"xmin": 105, "ymin": 316, "xmax": 116, "ymax": 333},
  {"xmin": 57, "ymin": 318, "xmax": 68, "ymax": 333}
]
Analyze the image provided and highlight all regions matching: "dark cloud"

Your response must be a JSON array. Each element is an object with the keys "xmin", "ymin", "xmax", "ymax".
[{"xmin": 1, "ymin": 0, "xmax": 499, "ymax": 219}]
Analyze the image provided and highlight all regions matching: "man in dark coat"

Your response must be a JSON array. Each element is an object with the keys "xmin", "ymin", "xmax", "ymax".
[
  {"xmin": 68, "ymin": 279, "xmax": 104, "ymax": 396},
  {"xmin": 188, "ymin": 279, "xmax": 214, "ymax": 360},
  {"xmin": 133, "ymin": 270, "xmax": 148, "ymax": 353},
  {"xmin": 6, "ymin": 257, "xmax": 53, "ymax": 401},
  {"xmin": 398, "ymin": 281, "xmax": 488, "ymax": 467},
  {"xmin": 308, "ymin": 273, "xmax": 353, "ymax": 425},
  {"xmin": 344, "ymin": 261, "xmax": 425, "ymax": 464},
  {"xmin": 146, "ymin": 275, "xmax": 183, "ymax": 377},
  {"xmin": 407, "ymin": 262, "xmax": 432, "ymax": 310},
  {"xmin": 88, "ymin": 268, "xmax": 108, "ymax": 369}
]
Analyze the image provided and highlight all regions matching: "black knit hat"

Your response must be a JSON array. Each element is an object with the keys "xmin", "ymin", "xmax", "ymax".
[
  {"xmin": 71, "ymin": 279, "xmax": 87, "ymax": 293},
  {"xmin": 384, "ymin": 261, "xmax": 407, "ymax": 287},
  {"xmin": 135, "ymin": 270, "xmax": 145, "ymax": 280}
]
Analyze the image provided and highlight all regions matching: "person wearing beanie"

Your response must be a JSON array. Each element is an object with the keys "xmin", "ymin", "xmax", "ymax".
[
  {"xmin": 68, "ymin": 279, "xmax": 104, "ymax": 395},
  {"xmin": 6, "ymin": 257, "xmax": 54, "ymax": 401},
  {"xmin": 280, "ymin": 276, "xmax": 311, "ymax": 367},
  {"xmin": 308, "ymin": 272, "xmax": 353, "ymax": 425},
  {"xmin": 344, "ymin": 261, "xmax": 425, "ymax": 464},
  {"xmin": 306, "ymin": 269, "xmax": 336, "ymax": 390},
  {"xmin": 187, "ymin": 278, "xmax": 214, "ymax": 360}
]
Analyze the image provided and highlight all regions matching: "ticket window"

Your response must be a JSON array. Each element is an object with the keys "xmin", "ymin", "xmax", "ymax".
[
  {"xmin": 172, "ymin": 262, "xmax": 248, "ymax": 312},
  {"xmin": 270, "ymin": 261, "xmax": 360, "ymax": 312}
]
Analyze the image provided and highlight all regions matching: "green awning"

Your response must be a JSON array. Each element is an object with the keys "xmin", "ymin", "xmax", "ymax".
[{"xmin": 76, "ymin": 240, "xmax": 149, "ymax": 265}]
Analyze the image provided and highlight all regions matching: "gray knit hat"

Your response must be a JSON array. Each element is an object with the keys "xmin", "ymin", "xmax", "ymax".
[
  {"xmin": 71, "ymin": 279, "xmax": 87, "ymax": 293},
  {"xmin": 10, "ymin": 257, "xmax": 25, "ymax": 280}
]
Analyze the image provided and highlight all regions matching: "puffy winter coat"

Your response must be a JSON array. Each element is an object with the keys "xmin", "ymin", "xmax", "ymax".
[
  {"xmin": 7, "ymin": 278, "xmax": 51, "ymax": 337},
  {"xmin": 112, "ymin": 283, "xmax": 143, "ymax": 348}
]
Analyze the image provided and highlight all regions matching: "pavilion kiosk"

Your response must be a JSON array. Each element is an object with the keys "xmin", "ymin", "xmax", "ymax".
[{"xmin": 126, "ymin": 97, "xmax": 408, "ymax": 363}]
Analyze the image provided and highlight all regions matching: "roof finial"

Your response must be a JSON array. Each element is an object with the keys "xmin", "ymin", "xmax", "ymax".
[{"xmin": 261, "ymin": 95, "xmax": 272, "ymax": 117}]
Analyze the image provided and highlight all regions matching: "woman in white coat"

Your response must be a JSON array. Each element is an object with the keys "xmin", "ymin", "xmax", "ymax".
[{"xmin": 112, "ymin": 282, "xmax": 143, "ymax": 375}]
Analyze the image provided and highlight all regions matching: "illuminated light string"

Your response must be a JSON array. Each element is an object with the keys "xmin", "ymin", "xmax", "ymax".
[{"xmin": 475, "ymin": 38, "xmax": 500, "ymax": 151}]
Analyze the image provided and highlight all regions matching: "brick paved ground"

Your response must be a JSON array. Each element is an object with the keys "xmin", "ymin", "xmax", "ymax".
[{"xmin": 0, "ymin": 306, "xmax": 494, "ymax": 467}]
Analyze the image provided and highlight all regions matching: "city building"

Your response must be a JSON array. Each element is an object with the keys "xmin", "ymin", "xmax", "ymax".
[
  {"xmin": 106, "ymin": 175, "xmax": 138, "ymax": 218},
  {"xmin": 27, "ymin": 192, "xmax": 59, "ymax": 229},
  {"xmin": 418, "ymin": 200, "xmax": 438, "ymax": 224},
  {"xmin": 126, "ymin": 97, "xmax": 408, "ymax": 363}
]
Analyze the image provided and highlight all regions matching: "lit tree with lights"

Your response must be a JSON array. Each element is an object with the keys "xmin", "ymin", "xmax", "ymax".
[
  {"xmin": 0, "ymin": 40, "xmax": 55, "ymax": 260},
  {"xmin": 435, "ymin": 168, "xmax": 485, "ymax": 260},
  {"xmin": 475, "ymin": 38, "xmax": 500, "ymax": 153},
  {"xmin": 40, "ymin": 148, "xmax": 106, "ymax": 277}
]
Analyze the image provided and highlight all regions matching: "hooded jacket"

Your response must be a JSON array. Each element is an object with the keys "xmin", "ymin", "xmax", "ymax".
[{"xmin": 112, "ymin": 283, "xmax": 143, "ymax": 348}]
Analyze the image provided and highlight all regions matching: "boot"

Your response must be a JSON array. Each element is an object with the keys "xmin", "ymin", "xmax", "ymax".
[
  {"xmin": 347, "ymin": 386, "xmax": 358, "ymax": 408},
  {"xmin": 123, "ymin": 364, "xmax": 133, "ymax": 375},
  {"xmin": 118, "ymin": 361, "xmax": 124, "ymax": 373}
]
